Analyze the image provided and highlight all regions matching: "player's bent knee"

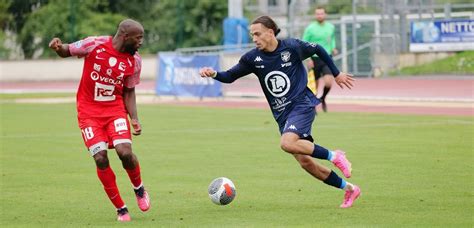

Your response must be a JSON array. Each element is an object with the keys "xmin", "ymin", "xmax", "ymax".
[
  {"xmin": 119, "ymin": 151, "xmax": 134, "ymax": 160},
  {"xmin": 115, "ymin": 142, "xmax": 132, "ymax": 152},
  {"xmin": 93, "ymin": 151, "xmax": 109, "ymax": 168},
  {"xmin": 280, "ymin": 132, "xmax": 300, "ymax": 154},
  {"xmin": 117, "ymin": 150, "xmax": 134, "ymax": 161},
  {"xmin": 115, "ymin": 143, "xmax": 135, "ymax": 162},
  {"xmin": 280, "ymin": 140, "xmax": 297, "ymax": 154}
]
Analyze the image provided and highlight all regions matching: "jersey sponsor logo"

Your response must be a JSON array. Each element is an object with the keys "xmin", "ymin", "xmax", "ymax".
[
  {"xmin": 118, "ymin": 62, "xmax": 126, "ymax": 71},
  {"xmin": 114, "ymin": 118, "xmax": 128, "ymax": 132},
  {"xmin": 99, "ymin": 76, "xmax": 122, "ymax": 85},
  {"xmin": 264, "ymin": 71, "xmax": 290, "ymax": 98},
  {"xmin": 281, "ymin": 51, "xmax": 291, "ymax": 62},
  {"xmin": 281, "ymin": 62, "xmax": 292, "ymax": 67},
  {"xmin": 90, "ymin": 71, "xmax": 122, "ymax": 86},
  {"xmin": 272, "ymin": 97, "xmax": 292, "ymax": 111},
  {"xmin": 117, "ymin": 73, "xmax": 124, "ymax": 80},
  {"xmin": 93, "ymin": 63, "xmax": 101, "ymax": 72},
  {"xmin": 254, "ymin": 56, "xmax": 263, "ymax": 62},
  {"xmin": 109, "ymin": 57, "xmax": 117, "ymax": 67},
  {"xmin": 94, "ymin": 82, "xmax": 116, "ymax": 101},
  {"xmin": 90, "ymin": 71, "xmax": 99, "ymax": 81}
]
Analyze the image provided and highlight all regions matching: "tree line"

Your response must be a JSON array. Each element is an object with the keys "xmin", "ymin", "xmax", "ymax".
[{"xmin": 0, "ymin": 0, "xmax": 227, "ymax": 59}]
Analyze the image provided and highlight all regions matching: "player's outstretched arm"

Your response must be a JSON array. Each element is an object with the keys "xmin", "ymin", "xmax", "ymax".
[
  {"xmin": 48, "ymin": 38, "xmax": 71, "ymax": 58},
  {"xmin": 199, "ymin": 62, "xmax": 250, "ymax": 84},
  {"xmin": 334, "ymin": 72, "xmax": 355, "ymax": 89}
]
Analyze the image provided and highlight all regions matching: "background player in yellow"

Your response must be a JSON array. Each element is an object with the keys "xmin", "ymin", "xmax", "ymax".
[{"xmin": 302, "ymin": 6, "xmax": 338, "ymax": 112}]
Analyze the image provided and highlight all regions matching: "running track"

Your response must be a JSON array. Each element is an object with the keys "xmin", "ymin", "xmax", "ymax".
[{"xmin": 1, "ymin": 76, "xmax": 473, "ymax": 116}]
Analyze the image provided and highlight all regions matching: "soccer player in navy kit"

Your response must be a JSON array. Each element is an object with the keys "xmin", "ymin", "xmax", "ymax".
[{"xmin": 200, "ymin": 16, "xmax": 361, "ymax": 208}]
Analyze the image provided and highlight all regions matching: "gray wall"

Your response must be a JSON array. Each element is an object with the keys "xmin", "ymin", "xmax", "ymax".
[
  {"xmin": 0, "ymin": 57, "xmax": 157, "ymax": 82},
  {"xmin": 0, "ymin": 54, "xmax": 243, "ymax": 82}
]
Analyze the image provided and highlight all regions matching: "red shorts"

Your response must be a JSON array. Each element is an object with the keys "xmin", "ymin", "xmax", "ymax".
[{"xmin": 78, "ymin": 115, "xmax": 132, "ymax": 155}]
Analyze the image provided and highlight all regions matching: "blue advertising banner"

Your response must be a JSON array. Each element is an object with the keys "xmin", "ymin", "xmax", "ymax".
[
  {"xmin": 410, "ymin": 19, "xmax": 474, "ymax": 52},
  {"xmin": 156, "ymin": 53, "xmax": 222, "ymax": 97}
]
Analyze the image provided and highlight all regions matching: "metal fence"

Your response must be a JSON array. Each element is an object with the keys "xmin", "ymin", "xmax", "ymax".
[
  {"xmin": 175, "ymin": 1, "xmax": 474, "ymax": 77},
  {"xmin": 176, "ymin": 43, "xmax": 254, "ymax": 55},
  {"xmin": 370, "ymin": 34, "xmax": 400, "ymax": 77}
]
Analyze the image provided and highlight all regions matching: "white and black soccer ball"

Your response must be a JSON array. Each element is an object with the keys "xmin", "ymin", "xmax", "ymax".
[{"xmin": 208, "ymin": 177, "xmax": 236, "ymax": 205}]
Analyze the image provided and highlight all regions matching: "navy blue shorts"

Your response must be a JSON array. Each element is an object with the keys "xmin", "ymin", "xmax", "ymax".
[{"xmin": 278, "ymin": 104, "xmax": 316, "ymax": 141}]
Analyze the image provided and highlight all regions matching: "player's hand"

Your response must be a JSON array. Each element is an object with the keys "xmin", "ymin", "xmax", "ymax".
[
  {"xmin": 48, "ymin": 38, "xmax": 63, "ymax": 51},
  {"xmin": 335, "ymin": 72, "xmax": 355, "ymax": 89},
  {"xmin": 131, "ymin": 119, "xmax": 142, "ymax": 136},
  {"xmin": 199, "ymin": 67, "xmax": 216, "ymax": 78},
  {"xmin": 332, "ymin": 48, "xmax": 339, "ymax": 56}
]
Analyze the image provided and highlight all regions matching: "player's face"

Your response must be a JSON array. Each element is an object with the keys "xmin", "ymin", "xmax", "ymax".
[
  {"xmin": 315, "ymin": 9, "xmax": 326, "ymax": 23},
  {"xmin": 123, "ymin": 28, "xmax": 144, "ymax": 55},
  {"xmin": 250, "ymin": 23, "xmax": 274, "ymax": 51}
]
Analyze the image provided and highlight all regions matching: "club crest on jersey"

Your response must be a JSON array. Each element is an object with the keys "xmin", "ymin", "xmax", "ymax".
[
  {"xmin": 281, "ymin": 51, "xmax": 291, "ymax": 62},
  {"xmin": 109, "ymin": 57, "xmax": 117, "ymax": 67}
]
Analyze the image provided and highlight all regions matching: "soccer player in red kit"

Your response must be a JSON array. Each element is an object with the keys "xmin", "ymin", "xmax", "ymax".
[{"xmin": 49, "ymin": 19, "xmax": 150, "ymax": 222}]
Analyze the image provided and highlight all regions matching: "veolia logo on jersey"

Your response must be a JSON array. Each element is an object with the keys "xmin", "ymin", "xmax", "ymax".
[{"xmin": 264, "ymin": 71, "xmax": 290, "ymax": 97}]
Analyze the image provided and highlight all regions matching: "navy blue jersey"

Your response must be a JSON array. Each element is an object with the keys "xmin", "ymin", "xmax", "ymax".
[{"xmin": 214, "ymin": 38, "xmax": 340, "ymax": 122}]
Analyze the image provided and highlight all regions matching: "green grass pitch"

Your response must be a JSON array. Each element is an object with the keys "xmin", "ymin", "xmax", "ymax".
[{"xmin": 1, "ymin": 102, "xmax": 473, "ymax": 227}]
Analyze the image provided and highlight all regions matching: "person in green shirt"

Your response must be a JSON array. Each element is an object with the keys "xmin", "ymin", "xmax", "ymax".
[{"xmin": 302, "ymin": 6, "xmax": 338, "ymax": 112}]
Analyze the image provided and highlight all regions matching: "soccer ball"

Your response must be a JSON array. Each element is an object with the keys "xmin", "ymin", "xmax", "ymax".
[{"xmin": 208, "ymin": 177, "xmax": 236, "ymax": 205}]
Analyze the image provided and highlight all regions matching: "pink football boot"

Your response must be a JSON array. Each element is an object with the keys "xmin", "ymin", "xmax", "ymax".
[
  {"xmin": 117, "ymin": 207, "xmax": 131, "ymax": 222},
  {"xmin": 340, "ymin": 185, "xmax": 361, "ymax": 208},
  {"xmin": 332, "ymin": 150, "xmax": 352, "ymax": 178},
  {"xmin": 134, "ymin": 186, "xmax": 151, "ymax": 212}
]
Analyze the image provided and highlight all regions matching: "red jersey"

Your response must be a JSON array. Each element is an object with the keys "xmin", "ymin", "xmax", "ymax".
[{"xmin": 69, "ymin": 36, "xmax": 141, "ymax": 118}]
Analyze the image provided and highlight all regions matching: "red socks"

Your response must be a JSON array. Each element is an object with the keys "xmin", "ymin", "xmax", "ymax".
[
  {"xmin": 96, "ymin": 164, "xmax": 142, "ymax": 209},
  {"xmin": 96, "ymin": 166, "xmax": 125, "ymax": 209},
  {"xmin": 125, "ymin": 163, "xmax": 142, "ymax": 189}
]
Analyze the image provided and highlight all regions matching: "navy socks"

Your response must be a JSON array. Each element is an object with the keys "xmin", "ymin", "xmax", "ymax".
[
  {"xmin": 323, "ymin": 171, "xmax": 346, "ymax": 189},
  {"xmin": 311, "ymin": 144, "xmax": 330, "ymax": 160}
]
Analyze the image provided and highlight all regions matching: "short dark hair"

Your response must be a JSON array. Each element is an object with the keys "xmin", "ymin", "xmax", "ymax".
[
  {"xmin": 315, "ymin": 6, "xmax": 326, "ymax": 12},
  {"xmin": 251, "ymin": 15, "xmax": 281, "ymax": 36}
]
